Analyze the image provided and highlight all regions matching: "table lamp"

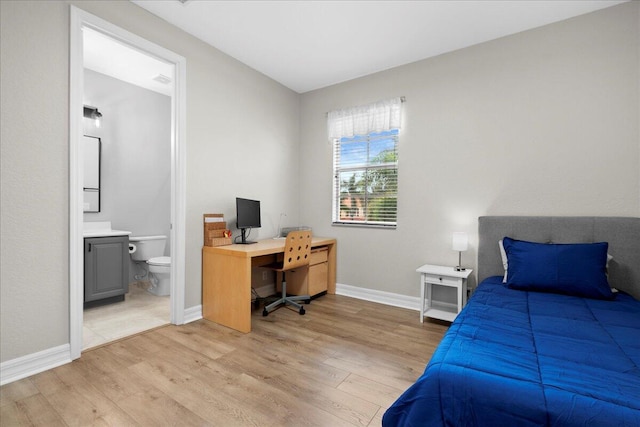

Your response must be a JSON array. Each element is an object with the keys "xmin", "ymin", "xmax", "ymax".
[{"xmin": 452, "ymin": 232, "xmax": 468, "ymax": 271}]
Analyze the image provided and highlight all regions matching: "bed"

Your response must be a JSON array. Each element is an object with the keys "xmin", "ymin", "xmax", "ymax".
[{"xmin": 383, "ymin": 216, "xmax": 640, "ymax": 427}]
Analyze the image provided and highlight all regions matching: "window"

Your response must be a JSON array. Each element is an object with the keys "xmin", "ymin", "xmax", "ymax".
[
  {"xmin": 327, "ymin": 97, "xmax": 403, "ymax": 227},
  {"xmin": 332, "ymin": 129, "xmax": 399, "ymax": 227}
]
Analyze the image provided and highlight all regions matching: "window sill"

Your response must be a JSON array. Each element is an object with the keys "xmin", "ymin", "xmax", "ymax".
[{"xmin": 332, "ymin": 222, "xmax": 397, "ymax": 230}]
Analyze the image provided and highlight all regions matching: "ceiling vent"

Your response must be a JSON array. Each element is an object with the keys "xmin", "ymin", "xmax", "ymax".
[{"xmin": 152, "ymin": 74, "xmax": 172, "ymax": 85}]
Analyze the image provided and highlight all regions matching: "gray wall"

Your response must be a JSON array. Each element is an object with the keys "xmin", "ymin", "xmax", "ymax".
[
  {"xmin": 299, "ymin": 2, "xmax": 640, "ymax": 299},
  {"xmin": 0, "ymin": 0, "xmax": 300, "ymax": 363},
  {"xmin": 1, "ymin": 1, "xmax": 70, "ymax": 363},
  {"xmin": 83, "ymin": 69, "xmax": 171, "ymax": 242},
  {"xmin": 83, "ymin": 69, "xmax": 172, "ymax": 283}
]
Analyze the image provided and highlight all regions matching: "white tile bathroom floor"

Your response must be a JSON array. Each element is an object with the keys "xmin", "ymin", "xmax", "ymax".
[{"xmin": 82, "ymin": 282, "xmax": 170, "ymax": 350}]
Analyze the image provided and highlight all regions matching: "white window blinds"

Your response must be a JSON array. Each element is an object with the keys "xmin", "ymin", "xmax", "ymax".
[{"xmin": 328, "ymin": 98, "xmax": 403, "ymax": 228}]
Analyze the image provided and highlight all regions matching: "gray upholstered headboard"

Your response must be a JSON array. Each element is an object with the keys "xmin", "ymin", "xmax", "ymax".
[{"xmin": 478, "ymin": 216, "xmax": 640, "ymax": 300}]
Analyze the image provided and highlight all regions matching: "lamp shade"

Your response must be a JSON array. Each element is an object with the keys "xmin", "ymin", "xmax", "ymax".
[{"xmin": 452, "ymin": 232, "xmax": 468, "ymax": 251}]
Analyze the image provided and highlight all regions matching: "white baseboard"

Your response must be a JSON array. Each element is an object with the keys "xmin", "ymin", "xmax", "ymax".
[
  {"xmin": 335, "ymin": 283, "xmax": 457, "ymax": 312},
  {"xmin": 183, "ymin": 304, "xmax": 203, "ymax": 324},
  {"xmin": 0, "ymin": 344, "xmax": 71, "ymax": 386},
  {"xmin": 336, "ymin": 283, "xmax": 421, "ymax": 310},
  {"xmin": 182, "ymin": 284, "xmax": 274, "ymax": 325},
  {"xmin": 253, "ymin": 283, "xmax": 435, "ymax": 314}
]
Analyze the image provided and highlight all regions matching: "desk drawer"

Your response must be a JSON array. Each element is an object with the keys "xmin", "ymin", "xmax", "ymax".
[
  {"xmin": 310, "ymin": 247, "xmax": 328, "ymax": 265},
  {"xmin": 277, "ymin": 261, "xmax": 328, "ymax": 297},
  {"xmin": 308, "ymin": 261, "xmax": 328, "ymax": 296},
  {"xmin": 278, "ymin": 247, "xmax": 328, "ymax": 266},
  {"xmin": 424, "ymin": 274, "xmax": 460, "ymax": 287}
]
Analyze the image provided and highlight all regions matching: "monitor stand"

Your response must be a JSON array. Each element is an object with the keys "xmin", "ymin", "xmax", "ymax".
[{"xmin": 237, "ymin": 228, "xmax": 257, "ymax": 244}]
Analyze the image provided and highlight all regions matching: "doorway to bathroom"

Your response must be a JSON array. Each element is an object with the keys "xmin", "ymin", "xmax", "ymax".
[{"xmin": 69, "ymin": 7, "xmax": 186, "ymax": 360}]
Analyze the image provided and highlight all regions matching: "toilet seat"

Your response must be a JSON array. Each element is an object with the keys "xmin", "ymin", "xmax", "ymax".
[{"xmin": 147, "ymin": 256, "xmax": 171, "ymax": 266}]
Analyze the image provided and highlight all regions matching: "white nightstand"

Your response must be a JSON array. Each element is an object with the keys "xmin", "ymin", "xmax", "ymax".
[{"xmin": 417, "ymin": 264, "xmax": 473, "ymax": 322}]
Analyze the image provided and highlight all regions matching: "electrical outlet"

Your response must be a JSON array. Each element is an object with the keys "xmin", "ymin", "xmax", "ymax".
[{"xmin": 262, "ymin": 271, "xmax": 268, "ymax": 281}]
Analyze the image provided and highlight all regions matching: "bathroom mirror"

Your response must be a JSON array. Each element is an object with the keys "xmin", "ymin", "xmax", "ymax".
[{"xmin": 83, "ymin": 135, "xmax": 101, "ymax": 213}]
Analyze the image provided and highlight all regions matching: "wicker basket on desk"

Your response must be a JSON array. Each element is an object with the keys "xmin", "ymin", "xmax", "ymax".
[{"xmin": 203, "ymin": 214, "xmax": 232, "ymax": 247}]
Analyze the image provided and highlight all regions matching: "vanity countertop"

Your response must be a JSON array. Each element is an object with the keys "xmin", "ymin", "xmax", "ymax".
[
  {"xmin": 83, "ymin": 229, "xmax": 132, "ymax": 238},
  {"xmin": 83, "ymin": 221, "xmax": 131, "ymax": 238}
]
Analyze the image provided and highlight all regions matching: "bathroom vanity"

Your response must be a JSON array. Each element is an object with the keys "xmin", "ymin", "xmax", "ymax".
[{"xmin": 83, "ymin": 222, "xmax": 131, "ymax": 308}]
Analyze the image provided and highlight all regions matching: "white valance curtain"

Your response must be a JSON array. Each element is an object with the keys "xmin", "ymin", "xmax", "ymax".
[{"xmin": 327, "ymin": 97, "xmax": 403, "ymax": 139}]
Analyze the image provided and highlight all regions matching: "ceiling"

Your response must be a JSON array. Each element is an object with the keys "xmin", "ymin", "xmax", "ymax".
[
  {"xmin": 129, "ymin": 0, "xmax": 627, "ymax": 94},
  {"xmin": 84, "ymin": 27, "xmax": 174, "ymax": 96}
]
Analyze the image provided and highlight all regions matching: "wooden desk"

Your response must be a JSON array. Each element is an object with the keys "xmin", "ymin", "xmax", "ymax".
[{"xmin": 202, "ymin": 237, "xmax": 337, "ymax": 333}]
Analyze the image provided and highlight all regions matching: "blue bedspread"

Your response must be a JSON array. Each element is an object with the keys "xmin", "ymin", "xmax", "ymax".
[{"xmin": 383, "ymin": 276, "xmax": 640, "ymax": 427}]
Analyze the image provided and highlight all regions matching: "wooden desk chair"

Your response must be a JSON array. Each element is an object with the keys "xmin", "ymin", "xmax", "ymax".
[{"xmin": 262, "ymin": 230, "xmax": 312, "ymax": 316}]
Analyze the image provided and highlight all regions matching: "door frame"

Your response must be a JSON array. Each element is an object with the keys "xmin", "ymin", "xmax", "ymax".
[{"xmin": 69, "ymin": 6, "xmax": 187, "ymax": 359}]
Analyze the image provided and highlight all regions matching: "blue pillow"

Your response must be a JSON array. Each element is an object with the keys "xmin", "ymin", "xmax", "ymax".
[{"xmin": 502, "ymin": 237, "xmax": 613, "ymax": 300}]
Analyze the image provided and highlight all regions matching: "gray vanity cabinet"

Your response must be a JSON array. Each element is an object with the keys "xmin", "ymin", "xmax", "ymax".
[{"xmin": 84, "ymin": 236, "xmax": 129, "ymax": 307}]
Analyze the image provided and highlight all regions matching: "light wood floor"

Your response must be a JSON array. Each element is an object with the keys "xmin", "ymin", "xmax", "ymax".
[{"xmin": 1, "ymin": 294, "xmax": 448, "ymax": 427}]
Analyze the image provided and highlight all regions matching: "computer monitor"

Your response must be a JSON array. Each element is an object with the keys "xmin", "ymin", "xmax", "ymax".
[{"xmin": 236, "ymin": 197, "xmax": 261, "ymax": 244}]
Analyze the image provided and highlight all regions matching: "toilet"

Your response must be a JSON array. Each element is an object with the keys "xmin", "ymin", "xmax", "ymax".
[{"xmin": 129, "ymin": 235, "xmax": 171, "ymax": 296}]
